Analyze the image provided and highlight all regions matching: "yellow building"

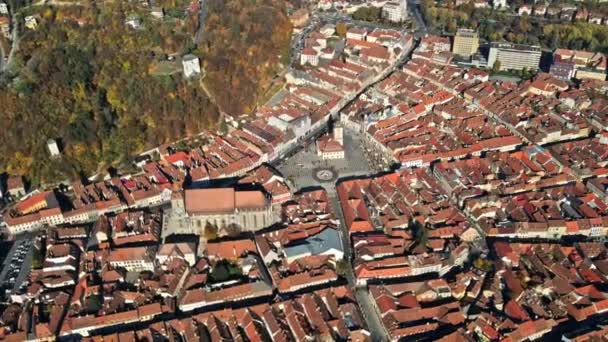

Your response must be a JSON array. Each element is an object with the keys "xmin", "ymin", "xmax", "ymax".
[{"xmin": 452, "ymin": 29, "xmax": 479, "ymax": 58}]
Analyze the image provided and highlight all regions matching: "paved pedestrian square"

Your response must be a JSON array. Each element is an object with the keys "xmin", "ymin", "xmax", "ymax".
[{"xmin": 276, "ymin": 127, "xmax": 380, "ymax": 194}]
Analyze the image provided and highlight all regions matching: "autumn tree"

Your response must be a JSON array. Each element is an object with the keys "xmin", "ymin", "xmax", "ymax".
[
  {"xmin": 0, "ymin": 1, "xmax": 219, "ymax": 184},
  {"xmin": 199, "ymin": 0, "xmax": 292, "ymax": 116},
  {"xmin": 336, "ymin": 22, "xmax": 348, "ymax": 37},
  {"xmin": 204, "ymin": 222, "xmax": 218, "ymax": 240}
]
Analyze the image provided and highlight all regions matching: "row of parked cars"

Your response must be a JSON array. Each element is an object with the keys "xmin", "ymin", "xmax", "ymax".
[{"xmin": 1, "ymin": 240, "xmax": 31, "ymax": 291}]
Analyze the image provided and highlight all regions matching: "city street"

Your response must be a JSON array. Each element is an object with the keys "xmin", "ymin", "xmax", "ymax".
[
  {"xmin": 2, "ymin": 11, "xmax": 20, "ymax": 73},
  {"xmin": 194, "ymin": 0, "xmax": 208, "ymax": 44},
  {"xmin": 407, "ymin": 0, "xmax": 428, "ymax": 37}
]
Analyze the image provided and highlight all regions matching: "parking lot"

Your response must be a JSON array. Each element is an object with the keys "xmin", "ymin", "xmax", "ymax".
[
  {"xmin": 277, "ymin": 127, "xmax": 381, "ymax": 194},
  {"xmin": 0, "ymin": 234, "xmax": 34, "ymax": 297}
]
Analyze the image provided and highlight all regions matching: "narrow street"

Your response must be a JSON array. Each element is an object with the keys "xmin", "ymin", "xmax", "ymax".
[
  {"xmin": 4, "ymin": 12, "xmax": 20, "ymax": 71},
  {"xmin": 194, "ymin": 0, "xmax": 207, "ymax": 44},
  {"xmin": 0, "ymin": 43, "xmax": 5, "ymax": 71},
  {"xmin": 330, "ymin": 195, "xmax": 390, "ymax": 342}
]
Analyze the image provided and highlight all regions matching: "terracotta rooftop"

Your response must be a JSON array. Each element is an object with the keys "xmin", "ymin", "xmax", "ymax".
[{"xmin": 185, "ymin": 188, "xmax": 267, "ymax": 214}]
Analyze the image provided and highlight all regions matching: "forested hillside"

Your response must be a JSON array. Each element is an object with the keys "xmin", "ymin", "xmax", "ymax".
[
  {"xmin": 0, "ymin": 2, "xmax": 220, "ymax": 184},
  {"xmin": 200, "ymin": 0, "xmax": 292, "ymax": 116}
]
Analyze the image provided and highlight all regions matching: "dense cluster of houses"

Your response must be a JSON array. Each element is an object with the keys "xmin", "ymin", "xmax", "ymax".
[
  {"xmin": 366, "ymin": 238, "xmax": 608, "ymax": 341},
  {"xmin": 3, "ymin": 166, "xmax": 177, "ymax": 234},
  {"xmin": 338, "ymin": 37, "xmax": 608, "ymax": 174},
  {"xmin": 1, "ymin": 0, "xmax": 608, "ymax": 339},
  {"xmin": 329, "ymin": 31, "xmax": 608, "ymax": 339},
  {"xmin": 331, "ymin": 147, "xmax": 608, "ymax": 340},
  {"xmin": 337, "ymin": 170, "xmax": 475, "ymax": 285},
  {"xmin": 0, "ymin": 167, "xmax": 372, "ymax": 341},
  {"xmin": 332, "ymin": 168, "xmax": 548, "ymax": 340}
]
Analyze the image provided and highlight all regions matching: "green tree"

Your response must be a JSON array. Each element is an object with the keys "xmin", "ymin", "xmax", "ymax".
[
  {"xmin": 352, "ymin": 7, "xmax": 382, "ymax": 22},
  {"xmin": 219, "ymin": 119, "xmax": 229, "ymax": 135},
  {"xmin": 491, "ymin": 60, "xmax": 502, "ymax": 73},
  {"xmin": 32, "ymin": 247, "xmax": 44, "ymax": 269},
  {"xmin": 409, "ymin": 219, "xmax": 428, "ymax": 246},
  {"xmin": 335, "ymin": 259, "xmax": 350, "ymax": 277},
  {"xmin": 85, "ymin": 294, "xmax": 103, "ymax": 313},
  {"xmin": 199, "ymin": 0, "xmax": 292, "ymax": 116},
  {"xmin": 210, "ymin": 260, "xmax": 242, "ymax": 283},
  {"xmin": 0, "ymin": 1, "xmax": 220, "ymax": 184}
]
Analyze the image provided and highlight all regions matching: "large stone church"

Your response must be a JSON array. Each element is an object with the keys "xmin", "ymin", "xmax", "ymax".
[{"xmin": 162, "ymin": 187, "xmax": 278, "ymax": 238}]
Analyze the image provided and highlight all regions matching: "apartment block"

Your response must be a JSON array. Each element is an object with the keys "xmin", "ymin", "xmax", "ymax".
[
  {"xmin": 487, "ymin": 42, "xmax": 542, "ymax": 71},
  {"xmin": 452, "ymin": 29, "xmax": 479, "ymax": 58}
]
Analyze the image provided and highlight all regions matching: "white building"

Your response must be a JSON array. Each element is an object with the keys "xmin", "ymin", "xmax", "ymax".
[
  {"xmin": 334, "ymin": 123, "xmax": 343, "ymax": 146},
  {"xmin": 346, "ymin": 27, "xmax": 367, "ymax": 41},
  {"xmin": 382, "ymin": 0, "xmax": 407, "ymax": 23},
  {"xmin": 47, "ymin": 138, "xmax": 60, "ymax": 157},
  {"xmin": 151, "ymin": 7, "xmax": 164, "ymax": 19},
  {"xmin": 318, "ymin": 0, "xmax": 333, "ymax": 10},
  {"xmin": 487, "ymin": 42, "xmax": 541, "ymax": 71},
  {"xmin": 317, "ymin": 123, "xmax": 345, "ymax": 160},
  {"xmin": 125, "ymin": 15, "xmax": 142, "ymax": 30},
  {"xmin": 156, "ymin": 243, "xmax": 196, "ymax": 267},
  {"xmin": 182, "ymin": 54, "xmax": 201, "ymax": 78},
  {"xmin": 600, "ymin": 132, "xmax": 608, "ymax": 145},
  {"xmin": 107, "ymin": 247, "xmax": 155, "ymax": 272},
  {"xmin": 24, "ymin": 16, "xmax": 37, "ymax": 30},
  {"xmin": 321, "ymin": 47, "xmax": 335, "ymax": 60},
  {"xmin": 300, "ymin": 48, "xmax": 319, "ymax": 66},
  {"xmin": 493, "ymin": 0, "xmax": 507, "ymax": 8},
  {"xmin": 320, "ymin": 24, "xmax": 335, "ymax": 37},
  {"xmin": 0, "ymin": 2, "xmax": 9, "ymax": 15},
  {"xmin": 267, "ymin": 112, "xmax": 311, "ymax": 140}
]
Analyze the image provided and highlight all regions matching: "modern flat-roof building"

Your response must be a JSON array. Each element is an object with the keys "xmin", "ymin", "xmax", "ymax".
[
  {"xmin": 487, "ymin": 42, "xmax": 542, "ymax": 71},
  {"xmin": 452, "ymin": 29, "xmax": 479, "ymax": 58},
  {"xmin": 382, "ymin": 0, "xmax": 407, "ymax": 23},
  {"xmin": 182, "ymin": 54, "xmax": 201, "ymax": 78}
]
